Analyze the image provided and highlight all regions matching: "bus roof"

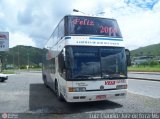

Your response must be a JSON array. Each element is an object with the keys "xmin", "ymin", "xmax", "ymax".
[{"xmin": 64, "ymin": 14, "xmax": 117, "ymax": 21}]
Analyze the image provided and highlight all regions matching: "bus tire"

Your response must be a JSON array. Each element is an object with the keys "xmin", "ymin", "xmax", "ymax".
[{"xmin": 55, "ymin": 80, "xmax": 64, "ymax": 101}]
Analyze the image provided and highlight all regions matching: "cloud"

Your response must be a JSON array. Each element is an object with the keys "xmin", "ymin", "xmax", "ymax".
[
  {"xmin": 0, "ymin": 0, "xmax": 159, "ymax": 50},
  {"xmin": 101, "ymin": 0, "xmax": 160, "ymax": 49},
  {"xmin": 10, "ymin": 32, "xmax": 36, "ymax": 48},
  {"xmin": 124, "ymin": 0, "xmax": 159, "ymax": 10},
  {"xmin": 153, "ymin": 0, "xmax": 160, "ymax": 11},
  {"xmin": 15, "ymin": 0, "xmax": 73, "ymax": 48},
  {"xmin": 118, "ymin": 11, "xmax": 160, "ymax": 49},
  {"xmin": 17, "ymin": 7, "xmax": 33, "ymax": 25}
]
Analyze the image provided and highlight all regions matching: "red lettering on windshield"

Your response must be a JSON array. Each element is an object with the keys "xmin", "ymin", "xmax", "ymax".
[{"xmin": 100, "ymin": 26, "xmax": 117, "ymax": 34}]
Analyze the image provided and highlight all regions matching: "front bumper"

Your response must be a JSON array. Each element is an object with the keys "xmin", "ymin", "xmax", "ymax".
[{"xmin": 65, "ymin": 89, "xmax": 127, "ymax": 102}]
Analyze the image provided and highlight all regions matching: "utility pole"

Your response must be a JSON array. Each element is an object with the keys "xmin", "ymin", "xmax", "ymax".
[
  {"xmin": 73, "ymin": 9, "xmax": 86, "ymax": 15},
  {"xmin": 0, "ymin": 55, "xmax": 2, "ymax": 72},
  {"xmin": 12, "ymin": 54, "xmax": 14, "ymax": 71},
  {"xmin": 27, "ymin": 51, "xmax": 29, "ymax": 71},
  {"xmin": 18, "ymin": 45, "xmax": 20, "ymax": 73},
  {"xmin": 73, "ymin": 9, "xmax": 105, "ymax": 16}
]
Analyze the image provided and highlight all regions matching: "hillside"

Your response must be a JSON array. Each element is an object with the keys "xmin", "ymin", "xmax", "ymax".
[
  {"xmin": 0, "ymin": 45, "xmax": 47, "ymax": 68},
  {"xmin": 0, "ymin": 43, "xmax": 159, "ymax": 68},
  {"xmin": 131, "ymin": 43, "xmax": 160, "ymax": 57}
]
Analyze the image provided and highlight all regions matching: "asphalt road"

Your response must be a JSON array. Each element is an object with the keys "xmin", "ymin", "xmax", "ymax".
[
  {"xmin": 128, "ymin": 79, "xmax": 160, "ymax": 98},
  {"xmin": 128, "ymin": 72, "xmax": 160, "ymax": 80},
  {"xmin": 0, "ymin": 72, "xmax": 160, "ymax": 119}
]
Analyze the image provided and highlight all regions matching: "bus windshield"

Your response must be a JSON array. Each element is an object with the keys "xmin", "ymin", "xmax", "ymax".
[
  {"xmin": 65, "ymin": 46, "xmax": 127, "ymax": 80},
  {"xmin": 67, "ymin": 16, "xmax": 122, "ymax": 38}
]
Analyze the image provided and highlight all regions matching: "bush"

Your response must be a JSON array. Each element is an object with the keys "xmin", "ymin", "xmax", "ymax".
[
  {"xmin": 32, "ymin": 65, "xmax": 42, "ymax": 69},
  {"xmin": 149, "ymin": 61, "xmax": 159, "ymax": 67},
  {"xmin": 141, "ymin": 62, "xmax": 148, "ymax": 66},
  {"xmin": 20, "ymin": 66, "xmax": 26, "ymax": 69}
]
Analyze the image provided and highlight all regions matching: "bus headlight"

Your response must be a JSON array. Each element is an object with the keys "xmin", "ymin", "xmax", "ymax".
[
  {"xmin": 116, "ymin": 85, "xmax": 127, "ymax": 89},
  {"xmin": 68, "ymin": 87, "xmax": 86, "ymax": 92}
]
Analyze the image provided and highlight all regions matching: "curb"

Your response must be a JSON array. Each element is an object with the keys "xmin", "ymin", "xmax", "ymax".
[
  {"xmin": 128, "ymin": 77, "xmax": 160, "ymax": 82},
  {"xmin": 128, "ymin": 72, "xmax": 160, "ymax": 75}
]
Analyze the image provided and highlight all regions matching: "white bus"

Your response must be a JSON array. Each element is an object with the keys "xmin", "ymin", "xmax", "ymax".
[{"xmin": 42, "ymin": 15, "xmax": 131, "ymax": 102}]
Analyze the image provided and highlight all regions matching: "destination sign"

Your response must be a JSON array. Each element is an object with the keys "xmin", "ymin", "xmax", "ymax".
[{"xmin": 68, "ymin": 16, "xmax": 122, "ymax": 38}]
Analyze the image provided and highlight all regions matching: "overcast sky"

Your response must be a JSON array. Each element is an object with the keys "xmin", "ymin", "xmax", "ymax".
[{"xmin": 0, "ymin": 0, "xmax": 160, "ymax": 50}]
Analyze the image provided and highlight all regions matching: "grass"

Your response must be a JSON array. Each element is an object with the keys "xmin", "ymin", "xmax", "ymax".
[
  {"xmin": 128, "ymin": 65, "xmax": 160, "ymax": 72},
  {"xmin": 1, "ymin": 66, "xmax": 159, "ymax": 74},
  {"xmin": 1, "ymin": 68, "xmax": 42, "ymax": 74},
  {"xmin": 2, "ymin": 70, "xmax": 15, "ymax": 74}
]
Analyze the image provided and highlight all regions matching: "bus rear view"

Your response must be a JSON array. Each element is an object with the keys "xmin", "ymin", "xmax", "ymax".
[{"xmin": 42, "ymin": 15, "xmax": 130, "ymax": 102}]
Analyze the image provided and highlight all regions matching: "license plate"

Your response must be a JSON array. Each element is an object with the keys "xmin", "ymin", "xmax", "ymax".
[{"xmin": 96, "ymin": 95, "xmax": 106, "ymax": 100}]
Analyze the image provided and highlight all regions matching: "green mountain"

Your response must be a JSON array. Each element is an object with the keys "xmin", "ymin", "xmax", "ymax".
[
  {"xmin": 131, "ymin": 43, "xmax": 160, "ymax": 57},
  {"xmin": 0, "ymin": 45, "xmax": 47, "ymax": 68},
  {"xmin": 0, "ymin": 43, "xmax": 159, "ymax": 68}
]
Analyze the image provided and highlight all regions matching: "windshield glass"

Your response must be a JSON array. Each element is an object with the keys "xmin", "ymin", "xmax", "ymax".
[
  {"xmin": 65, "ymin": 46, "xmax": 127, "ymax": 80},
  {"xmin": 100, "ymin": 47, "xmax": 127, "ymax": 79}
]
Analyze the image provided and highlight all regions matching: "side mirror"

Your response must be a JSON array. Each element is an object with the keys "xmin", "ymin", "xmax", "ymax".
[{"xmin": 125, "ymin": 49, "xmax": 131, "ymax": 66}]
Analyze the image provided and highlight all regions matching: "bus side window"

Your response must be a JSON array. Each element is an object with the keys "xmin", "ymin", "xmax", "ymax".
[
  {"xmin": 58, "ymin": 19, "xmax": 64, "ymax": 40},
  {"xmin": 58, "ymin": 51, "xmax": 65, "ymax": 77},
  {"xmin": 52, "ymin": 58, "xmax": 56, "ymax": 74}
]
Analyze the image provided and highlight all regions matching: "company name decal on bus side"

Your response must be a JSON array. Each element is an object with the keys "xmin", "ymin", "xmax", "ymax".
[
  {"xmin": 66, "ymin": 36, "xmax": 124, "ymax": 47},
  {"xmin": 76, "ymin": 40, "xmax": 120, "ymax": 46},
  {"xmin": 116, "ymin": 80, "xmax": 126, "ymax": 83},
  {"xmin": 89, "ymin": 37, "xmax": 123, "ymax": 47},
  {"xmin": 105, "ymin": 81, "xmax": 116, "ymax": 85}
]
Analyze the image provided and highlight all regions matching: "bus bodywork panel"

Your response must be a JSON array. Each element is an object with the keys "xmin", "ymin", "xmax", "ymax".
[{"xmin": 64, "ymin": 80, "xmax": 127, "ymax": 102}]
